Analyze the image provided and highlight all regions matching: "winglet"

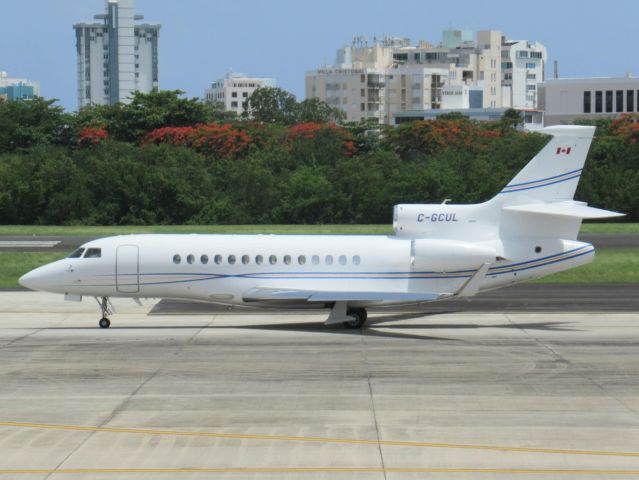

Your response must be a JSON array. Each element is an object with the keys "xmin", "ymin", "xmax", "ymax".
[{"xmin": 455, "ymin": 263, "xmax": 490, "ymax": 298}]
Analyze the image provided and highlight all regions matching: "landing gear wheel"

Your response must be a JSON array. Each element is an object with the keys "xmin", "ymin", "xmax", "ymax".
[
  {"xmin": 96, "ymin": 296, "xmax": 113, "ymax": 329},
  {"xmin": 343, "ymin": 308, "xmax": 367, "ymax": 329}
]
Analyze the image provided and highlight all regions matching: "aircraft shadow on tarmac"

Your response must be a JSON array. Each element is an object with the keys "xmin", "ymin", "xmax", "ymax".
[{"xmin": 34, "ymin": 311, "xmax": 579, "ymax": 342}]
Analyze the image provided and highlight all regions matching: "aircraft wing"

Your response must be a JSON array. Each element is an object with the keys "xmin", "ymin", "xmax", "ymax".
[
  {"xmin": 243, "ymin": 288, "xmax": 448, "ymax": 303},
  {"xmin": 243, "ymin": 263, "xmax": 491, "ymax": 304}
]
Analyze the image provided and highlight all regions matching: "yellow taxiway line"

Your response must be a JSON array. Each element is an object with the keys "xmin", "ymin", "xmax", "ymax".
[
  {"xmin": 1, "ymin": 467, "xmax": 639, "ymax": 475},
  {"xmin": 1, "ymin": 421, "xmax": 638, "ymax": 458}
]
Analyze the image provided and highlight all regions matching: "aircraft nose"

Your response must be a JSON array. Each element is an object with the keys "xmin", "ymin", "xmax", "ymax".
[{"xmin": 19, "ymin": 269, "xmax": 39, "ymax": 290}]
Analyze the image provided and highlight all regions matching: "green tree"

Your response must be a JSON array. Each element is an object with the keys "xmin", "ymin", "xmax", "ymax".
[
  {"xmin": 75, "ymin": 90, "xmax": 217, "ymax": 142},
  {"xmin": 499, "ymin": 108, "xmax": 524, "ymax": 131},
  {"xmin": 297, "ymin": 97, "xmax": 346, "ymax": 123},
  {"xmin": 0, "ymin": 97, "xmax": 71, "ymax": 153},
  {"xmin": 243, "ymin": 87, "xmax": 299, "ymax": 124}
]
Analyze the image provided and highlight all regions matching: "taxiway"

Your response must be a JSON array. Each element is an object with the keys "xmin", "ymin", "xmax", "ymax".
[{"xmin": 1, "ymin": 292, "xmax": 638, "ymax": 479}]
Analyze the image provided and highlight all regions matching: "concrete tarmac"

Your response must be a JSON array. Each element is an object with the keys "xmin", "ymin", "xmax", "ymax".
[{"xmin": 1, "ymin": 292, "xmax": 639, "ymax": 479}]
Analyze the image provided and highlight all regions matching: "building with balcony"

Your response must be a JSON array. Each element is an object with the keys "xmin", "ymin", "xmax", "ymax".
[
  {"xmin": 306, "ymin": 66, "xmax": 448, "ymax": 124},
  {"xmin": 306, "ymin": 30, "xmax": 546, "ymax": 124},
  {"xmin": 501, "ymin": 39, "xmax": 547, "ymax": 109},
  {"xmin": 0, "ymin": 71, "xmax": 40, "ymax": 101},
  {"xmin": 538, "ymin": 77, "xmax": 639, "ymax": 125},
  {"xmin": 204, "ymin": 72, "xmax": 276, "ymax": 115},
  {"xmin": 74, "ymin": 0, "xmax": 160, "ymax": 108}
]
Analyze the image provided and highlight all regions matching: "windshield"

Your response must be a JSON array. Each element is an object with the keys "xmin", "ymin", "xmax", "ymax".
[
  {"xmin": 68, "ymin": 248, "xmax": 85, "ymax": 258},
  {"xmin": 84, "ymin": 248, "xmax": 102, "ymax": 258}
]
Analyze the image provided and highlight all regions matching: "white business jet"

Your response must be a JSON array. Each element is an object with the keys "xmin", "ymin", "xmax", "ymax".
[{"xmin": 20, "ymin": 125, "xmax": 623, "ymax": 329}]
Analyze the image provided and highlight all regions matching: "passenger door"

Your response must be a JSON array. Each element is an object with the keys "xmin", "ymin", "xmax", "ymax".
[{"xmin": 116, "ymin": 245, "xmax": 139, "ymax": 293}]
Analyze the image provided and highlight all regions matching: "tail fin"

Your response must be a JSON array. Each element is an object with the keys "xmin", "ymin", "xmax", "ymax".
[{"xmin": 497, "ymin": 125, "xmax": 595, "ymax": 205}]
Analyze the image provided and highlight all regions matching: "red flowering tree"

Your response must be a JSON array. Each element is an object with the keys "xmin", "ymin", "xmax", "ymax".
[
  {"xmin": 143, "ymin": 126, "xmax": 195, "ymax": 146},
  {"xmin": 610, "ymin": 114, "xmax": 639, "ymax": 143},
  {"xmin": 191, "ymin": 123, "xmax": 252, "ymax": 158},
  {"xmin": 143, "ymin": 123, "xmax": 253, "ymax": 159},
  {"xmin": 386, "ymin": 117, "xmax": 502, "ymax": 158},
  {"xmin": 77, "ymin": 127, "xmax": 108, "ymax": 147}
]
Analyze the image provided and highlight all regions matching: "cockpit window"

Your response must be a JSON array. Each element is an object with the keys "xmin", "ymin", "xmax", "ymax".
[
  {"xmin": 84, "ymin": 248, "xmax": 102, "ymax": 258},
  {"xmin": 68, "ymin": 248, "xmax": 85, "ymax": 258}
]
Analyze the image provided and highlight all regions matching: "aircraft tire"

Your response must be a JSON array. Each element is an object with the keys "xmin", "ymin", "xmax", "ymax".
[
  {"xmin": 343, "ymin": 308, "xmax": 367, "ymax": 329},
  {"xmin": 99, "ymin": 318, "xmax": 111, "ymax": 329}
]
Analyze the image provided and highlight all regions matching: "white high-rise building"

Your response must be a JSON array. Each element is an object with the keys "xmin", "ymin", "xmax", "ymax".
[
  {"xmin": 74, "ymin": 0, "xmax": 160, "ymax": 108},
  {"xmin": 501, "ymin": 39, "xmax": 547, "ymax": 109},
  {"xmin": 205, "ymin": 72, "xmax": 276, "ymax": 115}
]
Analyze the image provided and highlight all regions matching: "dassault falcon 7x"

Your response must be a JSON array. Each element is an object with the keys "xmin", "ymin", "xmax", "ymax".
[{"xmin": 20, "ymin": 125, "xmax": 622, "ymax": 329}]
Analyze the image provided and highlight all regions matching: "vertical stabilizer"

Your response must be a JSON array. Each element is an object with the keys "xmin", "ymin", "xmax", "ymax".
[{"xmin": 497, "ymin": 125, "xmax": 595, "ymax": 206}]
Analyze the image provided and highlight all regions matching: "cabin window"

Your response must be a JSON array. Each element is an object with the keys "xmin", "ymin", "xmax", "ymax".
[
  {"xmin": 338, "ymin": 255, "xmax": 347, "ymax": 265},
  {"xmin": 214, "ymin": 254, "xmax": 222, "ymax": 264},
  {"xmin": 283, "ymin": 255, "xmax": 291, "ymax": 265},
  {"xmin": 241, "ymin": 254, "xmax": 250, "ymax": 264},
  {"xmin": 84, "ymin": 248, "xmax": 101, "ymax": 258},
  {"xmin": 173, "ymin": 254, "xmax": 181, "ymax": 264},
  {"xmin": 298, "ymin": 255, "xmax": 306, "ymax": 265},
  {"xmin": 269, "ymin": 254, "xmax": 277, "ymax": 265},
  {"xmin": 228, "ymin": 255, "xmax": 236, "ymax": 265},
  {"xmin": 353, "ymin": 255, "xmax": 361, "ymax": 265},
  {"xmin": 69, "ymin": 248, "xmax": 85, "ymax": 258},
  {"xmin": 255, "ymin": 254, "xmax": 263, "ymax": 265},
  {"xmin": 201, "ymin": 254, "xmax": 209, "ymax": 264},
  {"xmin": 187, "ymin": 254, "xmax": 195, "ymax": 264},
  {"xmin": 312, "ymin": 255, "xmax": 320, "ymax": 265},
  {"xmin": 325, "ymin": 255, "xmax": 333, "ymax": 265}
]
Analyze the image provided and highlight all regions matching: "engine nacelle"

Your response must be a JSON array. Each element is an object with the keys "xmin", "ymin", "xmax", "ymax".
[
  {"xmin": 393, "ymin": 203, "xmax": 498, "ymax": 241},
  {"xmin": 412, "ymin": 239, "xmax": 497, "ymax": 272}
]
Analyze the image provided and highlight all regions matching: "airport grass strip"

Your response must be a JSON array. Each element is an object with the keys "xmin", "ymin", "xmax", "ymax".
[
  {"xmin": 1, "ymin": 467, "xmax": 639, "ymax": 475},
  {"xmin": 1, "ymin": 421, "xmax": 638, "ymax": 458}
]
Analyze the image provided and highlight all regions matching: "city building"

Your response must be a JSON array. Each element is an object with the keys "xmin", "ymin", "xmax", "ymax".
[
  {"xmin": 205, "ymin": 72, "xmax": 276, "ymax": 115},
  {"xmin": 501, "ymin": 39, "xmax": 547, "ymax": 109},
  {"xmin": 0, "ymin": 71, "xmax": 40, "ymax": 101},
  {"xmin": 306, "ymin": 30, "xmax": 547, "ymax": 124},
  {"xmin": 74, "ymin": 0, "xmax": 160, "ymax": 108},
  {"xmin": 539, "ymin": 77, "xmax": 639, "ymax": 125}
]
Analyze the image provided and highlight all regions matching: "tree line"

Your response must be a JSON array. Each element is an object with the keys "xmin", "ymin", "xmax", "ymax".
[{"xmin": 0, "ymin": 88, "xmax": 637, "ymax": 225}]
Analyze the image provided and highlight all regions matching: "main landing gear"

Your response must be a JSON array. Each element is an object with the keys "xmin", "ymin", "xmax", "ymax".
[
  {"xmin": 95, "ymin": 296, "xmax": 114, "ymax": 328},
  {"xmin": 343, "ymin": 307, "xmax": 367, "ymax": 329}
]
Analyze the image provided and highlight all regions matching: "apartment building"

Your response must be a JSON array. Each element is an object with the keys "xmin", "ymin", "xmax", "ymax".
[
  {"xmin": 205, "ymin": 72, "xmax": 276, "ymax": 115},
  {"xmin": 306, "ymin": 30, "xmax": 547, "ymax": 124},
  {"xmin": 539, "ymin": 77, "xmax": 639, "ymax": 125},
  {"xmin": 501, "ymin": 39, "xmax": 547, "ymax": 109},
  {"xmin": 74, "ymin": 0, "xmax": 160, "ymax": 108}
]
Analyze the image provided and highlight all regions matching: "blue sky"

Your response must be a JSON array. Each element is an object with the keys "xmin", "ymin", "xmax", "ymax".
[{"xmin": 1, "ymin": 0, "xmax": 637, "ymax": 111}]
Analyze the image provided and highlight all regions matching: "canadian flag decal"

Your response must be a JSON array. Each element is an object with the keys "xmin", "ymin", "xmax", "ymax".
[{"xmin": 556, "ymin": 147, "xmax": 572, "ymax": 155}]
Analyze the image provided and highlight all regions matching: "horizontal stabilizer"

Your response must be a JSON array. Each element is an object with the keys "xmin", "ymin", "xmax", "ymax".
[
  {"xmin": 504, "ymin": 201, "xmax": 624, "ymax": 219},
  {"xmin": 243, "ymin": 288, "xmax": 445, "ymax": 303}
]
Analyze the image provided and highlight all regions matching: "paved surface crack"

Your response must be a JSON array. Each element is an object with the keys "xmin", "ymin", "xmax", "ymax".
[{"xmin": 360, "ymin": 329, "xmax": 387, "ymax": 480}]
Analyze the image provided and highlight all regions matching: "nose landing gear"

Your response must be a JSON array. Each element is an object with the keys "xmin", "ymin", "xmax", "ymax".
[{"xmin": 95, "ymin": 296, "xmax": 114, "ymax": 328}]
